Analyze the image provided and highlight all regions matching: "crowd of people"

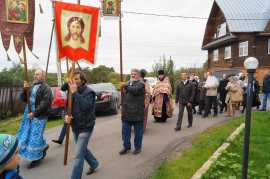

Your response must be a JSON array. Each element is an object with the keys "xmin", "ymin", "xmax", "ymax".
[{"xmin": 1, "ymin": 68, "xmax": 270, "ymax": 179}]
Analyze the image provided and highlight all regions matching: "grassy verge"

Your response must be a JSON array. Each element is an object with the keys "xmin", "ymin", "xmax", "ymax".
[
  {"xmin": 202, "ymin": 112, "xmax": 270, "ymax": 178},
  {"xmin": 0, "ymin": 115, "xmax": 63, "ymax": 135},
  {"xmin": 151, "ymin": 116, "xmax": 244, "ymax": 179}
]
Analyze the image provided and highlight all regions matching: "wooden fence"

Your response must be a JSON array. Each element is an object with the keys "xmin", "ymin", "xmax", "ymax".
[{"xmin": 0, "ymin": 87, "xmax": 25, "ymax": 118}]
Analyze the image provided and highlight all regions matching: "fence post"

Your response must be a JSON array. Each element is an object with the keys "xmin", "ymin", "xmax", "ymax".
[
  {"xmin": 9, "ymin": 87, "xmax": 14, "ymax": 115},
  {"xmin": 3, "ymin": 88, "xmax": 8, "ymax": 114},
  {"xmin": 0, "ymin": 88, "xmax": 2, "ymax": 116}
]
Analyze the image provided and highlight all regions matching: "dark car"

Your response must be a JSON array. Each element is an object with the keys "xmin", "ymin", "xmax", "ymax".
[
  {"xmin": 48, "ymin": 87, "xmax": 67, "ymax": 118},
  {"xmin": 88, "ymin": 83, "xmax": 120, "ymax": 114}
]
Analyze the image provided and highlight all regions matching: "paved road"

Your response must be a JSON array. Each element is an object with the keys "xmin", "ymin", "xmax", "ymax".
[{"xmin": 20, "ymin": 107, "xmax": 231, "ymax": 179}]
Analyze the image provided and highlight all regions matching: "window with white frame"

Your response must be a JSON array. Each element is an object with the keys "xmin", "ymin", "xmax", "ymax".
[
  {"xmin": 268, "ymin": 39, "xmax": 270, "ymax": 54},
  {"xmin": 217, "ymin": 22, "xmax": 227, "ymax": 38},
  {"xmin": 213, "ymin": 49, "xmax": 219, "ymax": 61},
  {"xmin": 224, "ymin": 46, "xmax": 231, "ymax": 59},
  {"xmin": 239, "ymin": 41, "xmax": 248, "ymax": 57}
]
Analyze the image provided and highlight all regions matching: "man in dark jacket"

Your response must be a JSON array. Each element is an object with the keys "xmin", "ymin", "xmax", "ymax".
[
  {"xmin": 190, "ymin": 73, "xmax": 199, "ymax": 114},
  {"xmin": 198, "ymin": 78, "xmax": 206, "ymax": 115},
  {"xmin": 65, "ymin": 70, "xmax": 99, "ymax": 179},
  {"xmin": 260, "ymin": 71, "xmax": 270, "ymax": 111},
  {"xmin": 119, "ymin": 69, "xmax": 145, "ymax": 155},
  {"xmin": 51, "ymin": 83, "xmax": 70, "ymax": 145},
  {"xmin": 17, "ymin": 69, "xmax": 53, "ymax": 169},
  {"xmin": 218, "ymin": 74, "xmax": 228, "ymax": 113},
  {"xmin": 175, "ymin": 73, "xmax": 195, "ymax": 131}
]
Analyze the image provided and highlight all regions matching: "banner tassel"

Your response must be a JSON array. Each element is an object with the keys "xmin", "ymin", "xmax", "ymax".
[
  {"xmin": 39, "ymin": 3, "xmax": 44, "ymax": 14},
  {"xmin": 31, "ymin": 51, "xmax": 39, "ymax": 59},
  {"xmin": 18, "ymin": 55, "xmax": 24, "ymax": 64},
  {"xmin": 6, "ymin": 51, "xmax": 11, "ymax": 61}
]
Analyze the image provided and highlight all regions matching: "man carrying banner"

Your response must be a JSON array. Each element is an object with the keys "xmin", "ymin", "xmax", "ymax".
[
  {"xmin": 120, "ymin": 69, "xmax": 145, "ymax": 155},
  {"xmin": 17, "ymin": 69, "xmax": 53, "ymax": 169},
  {"xmin": 64, "ymin": 69, "xmax": 99, "ymax": 178}
]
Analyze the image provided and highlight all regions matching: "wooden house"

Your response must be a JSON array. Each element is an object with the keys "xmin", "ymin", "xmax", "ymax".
[{"xmin": 202, "ymin": 0, "xmax": 270, "ymax": 83}]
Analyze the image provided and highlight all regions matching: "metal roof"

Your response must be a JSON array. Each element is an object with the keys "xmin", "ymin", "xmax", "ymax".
[{"xmin": 215, "ymin": 0, "xmax": 270, "ymax": 32}]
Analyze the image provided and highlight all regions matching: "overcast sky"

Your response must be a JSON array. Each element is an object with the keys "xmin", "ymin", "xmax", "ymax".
[{"xmin": 0, "ymin": 0, "xmax": 214, "ymax": 73}]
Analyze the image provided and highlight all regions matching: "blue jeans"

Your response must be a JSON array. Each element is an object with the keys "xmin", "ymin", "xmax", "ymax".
[
  {"xmin": 58, "ymin": 123, "xmax": 68, "ymax": 142},
  {"xmin": 261, "ymin": 92, "xmax": 270, "ymax": 110},
  {"xmin": 71, "ymin": 130, "xmax": 99, "ymax": 179},
  {"xmin": 122, "ymin": 120, "xmax": 144, "ymax": 150}
]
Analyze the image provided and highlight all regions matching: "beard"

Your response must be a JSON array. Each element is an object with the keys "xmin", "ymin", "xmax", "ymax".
[
  {"xmin": 71, "ymin": 33, "xmax": 80, "ymax": 41},
  {"xmin": 33, "ymin": 79, "xmax": 42, "ymax": 84}
]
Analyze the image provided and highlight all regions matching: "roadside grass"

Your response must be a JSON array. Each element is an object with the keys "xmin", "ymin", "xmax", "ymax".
[
  {"xmin": 151, "ymin": 115, "xmax": 244, "ymax": 179},
  {"xmin": 0, "ymin": 115, "xmax": 63, "ymax": 135},
  {"xmin": 202, "ymin": 112, "xmax": 270, "ymax": 178}
]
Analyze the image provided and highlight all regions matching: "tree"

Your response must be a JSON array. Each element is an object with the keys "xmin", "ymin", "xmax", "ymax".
[
  {"xmin": 0, "ymin": 63, "xmax": 25, "ymax": 86},
  {"xmin": 83, "ymin": 65, "xmax": 115, "ymax": 83}
]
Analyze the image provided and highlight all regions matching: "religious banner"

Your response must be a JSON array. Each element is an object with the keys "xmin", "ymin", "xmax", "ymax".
[
  {"xmin": 0, "ymin": 0, "xmax": 35, "ymax": 54},
  {"xmin": 55, "ymin": 1, "xmax": 100, "ymax": 64},
  {"xmin": 102, "ymin": 0, "xmax": 120, "ymax": 17}
]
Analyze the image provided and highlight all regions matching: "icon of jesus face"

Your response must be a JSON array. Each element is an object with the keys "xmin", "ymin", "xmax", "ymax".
[
  {"xmin": 65, "ymin": 17, "xmax": 85, "ymax": 44},
  {"xmin": 70, "ymin": 20, "xmax": 82, "ymax": 41}
]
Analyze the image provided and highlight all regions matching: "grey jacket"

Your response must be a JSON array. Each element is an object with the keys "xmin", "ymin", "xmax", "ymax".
[{"xmin": 122, "ymin": 80, "xmax": 145, "ymax": 122}]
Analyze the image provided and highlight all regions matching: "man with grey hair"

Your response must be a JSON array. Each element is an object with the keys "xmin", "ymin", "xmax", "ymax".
[
  {"xmin": 17, "ymin": 69, "xmax": 53, "ymax": 169},
  {"xmin": 119, "ymin": 68, "xmax": 145, "ymax": 155}
]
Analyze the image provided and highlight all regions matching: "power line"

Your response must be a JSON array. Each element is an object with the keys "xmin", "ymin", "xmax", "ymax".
[
  {"xmin": 123, "ymin": 11, "xmax": 208, "ymax": 19},
  {"xmin": 123, "ymin": 11, "xmax": 270, "ymax": 21}
]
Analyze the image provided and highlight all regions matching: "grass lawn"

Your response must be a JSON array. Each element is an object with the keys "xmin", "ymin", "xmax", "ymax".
[
  {"xmin": 151, "ymin": 115, "xmax": 244, "ymax": 179},
  {"xmin": 202, "ymin": 112, "xmax": 270, "ymax": 178},
  {"xmin": 0, "ymin": 115, "xmax": 63, "ymax": 135}
]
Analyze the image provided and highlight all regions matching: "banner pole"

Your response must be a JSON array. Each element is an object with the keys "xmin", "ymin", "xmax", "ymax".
[
  {"xmin": 119, "ymin": 0, "xmax": 123, "ymax": 82},
  {"xmin": 22, "ymin": 36, "xmax": 31, "ymax": 112},
  {"xmin": 64, "ymin": 60, "xmax": 75, "ymax": 165},
  {"xmin": 45, "ymin": 20, "xmax": 55, "ymax": 80},
  {"xmin": 64, "ymin": 0, "xmax": 80, "ymax": 166}
]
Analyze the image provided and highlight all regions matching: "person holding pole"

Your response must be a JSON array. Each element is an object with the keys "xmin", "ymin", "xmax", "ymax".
[
  {"xmin": 51, "ymin": 82, "xmax": 69, "ymax": 145},
  {"xmin": 64, "ymin": 69, "xmax": 99, "ymax": 179},
  {"xmin": 17, "ymin": 69, "xmax": 53, "ymax": 169},
  {"xmin": 119, "ymin": 69, "xmax": 145, "ymax": 155}
]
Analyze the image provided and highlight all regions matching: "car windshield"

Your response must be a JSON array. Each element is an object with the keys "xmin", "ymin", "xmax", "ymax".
[
  {"xmin": 145, "ymin": 77, "xmax": 157, "ymax": 85},
  {"xmin": 89, "ymin": 84, "xmax": 115, "ymax": 91}
]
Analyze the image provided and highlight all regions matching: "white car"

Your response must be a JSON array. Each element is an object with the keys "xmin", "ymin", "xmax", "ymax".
[
  {"xmin": 145, "ymin": 77, "xmax": 157, "ymax": 94},
  {"xmin": 145, "ymin": 77, "xmax": 157, "ymax": 87}
]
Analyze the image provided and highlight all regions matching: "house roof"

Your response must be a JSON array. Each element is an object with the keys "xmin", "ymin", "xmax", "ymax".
[{"xmin": 215, "ymin": 0, "xmax": 270, "ymax": 32}]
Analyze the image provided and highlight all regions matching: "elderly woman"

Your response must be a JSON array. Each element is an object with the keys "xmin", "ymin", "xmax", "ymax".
[
  {"xmin": 152, "ymin": 70, "xmax": 173, "ymax": 122},
  {"xmin": 225, "ymin": 76, "xmax": 243, "ymax": 117}
]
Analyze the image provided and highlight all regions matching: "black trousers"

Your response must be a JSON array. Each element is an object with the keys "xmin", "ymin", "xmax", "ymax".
[
  {"xmin": 198, "ymin": 99, "xmax": 205, "ymax": 113},
  {"xmin": 219, "ymin": 96, "xmax": 227, "ymax": 112},
  {"xmin": 176, "ymin": 103, "xmax": 193, "ymax": 128},
  {"xmin": 204, "ymin": 96, "xmax": 218, "ymax": 116}
]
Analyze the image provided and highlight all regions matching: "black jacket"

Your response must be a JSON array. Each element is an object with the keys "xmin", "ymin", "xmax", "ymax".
[
  {"xmin": 175, "ymin": 80, "xmax": 195, "ymax": 104},
  {"xmin": 218, "ymin": 79, "xmax": 229, "ymax": 100},
  {"xmin": 21, "ymin": 81, "xmax": 53, "ymax": 118},
  {"xmin": 71, "ymin": 85, "xmax": 96, "ymax": 134},
  {"xmin": 191, "ymin": 79, "xmax": 199, "ymax": 104},
  {"xmin": 122, "ymin": 80, "xmax": 145, "ymax": 122},
  {"xmin": 262, "ymin": 74, "xmax": 270, "ymax": 93}
]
